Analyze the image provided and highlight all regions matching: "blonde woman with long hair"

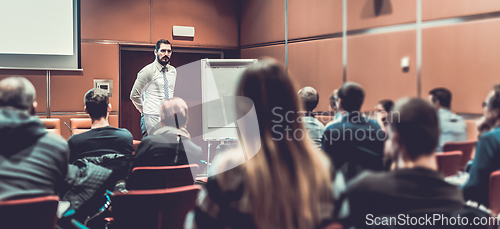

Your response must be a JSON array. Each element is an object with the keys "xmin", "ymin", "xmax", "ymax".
[{"xmin": 187, "ymin": 58, "xmax": 333, "ymax": 229}]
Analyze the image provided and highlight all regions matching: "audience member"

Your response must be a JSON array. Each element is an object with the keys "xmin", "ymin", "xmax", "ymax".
[
  {"xmin": 131, "ymin": 97, "xmax": 202, "ymax": 168},
  {"xmin": 0, "ymin": 77, "xmax": 69, "ymax": 200},
  {"xmin": 325, "ymin": 89, "xmax": 344, "ymax": 127},
  {"xmin": 188, "ymin": 59, "xmax": 333, "ymax": 229},
  {"xmin": 68, "ymin": 89, "xmax": 133, "ymax": 162},
  {"xmin": 297, "ymin": 86, "xmax": 325, "ymax": 148},
  {"xmin": 429, "ymin": 87, "xmax": 467, "ymax": 152},
  {"xmin": 375, "ymin": 99, "xmax": 394, "ymax": 132},
  {"xmin": 322, "ymin": 82, "xmax": 384, "ymax": 181},
  {"xmin": 463, "ymin": 84, "xmax": 500, "ymax": 207},
  {"xmin": 338, "ymin": 98, "xmax": 483, "ymax": 228}
]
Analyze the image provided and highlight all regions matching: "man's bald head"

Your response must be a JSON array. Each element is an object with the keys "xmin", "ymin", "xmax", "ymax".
[
  {"xmin": 0, "ymin": 77, "xmax": 37, "ymax": 114},
  {"xmin": 298, "ymin": 86, "xmax": 319, "ymax": 112},
  {"xmin": 159, "ymin": 97, "xmax": 188, "ymax": 128}
]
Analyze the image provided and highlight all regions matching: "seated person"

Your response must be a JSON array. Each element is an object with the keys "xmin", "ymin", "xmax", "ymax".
[
  {"xmin": 429, "ymin": 87, "xmax": 467, "ymax": 152},
  {"xmin": 297, "ymin": 86, "xmax": 325, "ymax": 148},
  {"xmin": 325, "ymin": 89, "xmax": 345, "ymax": 128},
  {"xmin": 131, "ymin": 97, "xmax": 202, "ymax": 168},
  {"xmin": 187, "ymin": 59, "xmax": 333, "ymax": 229},
  {"xmin": 375, "ymin": 99, "xmax": 394, "ymax": 133},
  {"xmin": 338, "ymin": 98, "xmax": 473, "ymax": 228},
  {"xmin": 68, "ymin": 89, "xmax": 133, "ymax": 162},
  {"xmin": 322, "ymin": 82, "xmax": 384, "ymax": 181},
  {"xmin": 0, "ymin": 77, "xmax": 69, "ymax": 200},
  {"xmin": 463, "ymin": 85, "xmax": 500, "ymax": 207}
]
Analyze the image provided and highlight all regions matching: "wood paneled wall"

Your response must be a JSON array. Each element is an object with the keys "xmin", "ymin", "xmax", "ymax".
[
  {"xmin": 0, "ymin": 0, "xmax": 239, "ymax": 140},
  {"xmin": 240, "ymin": 0, "xmax": 500, "ymax": 114}
]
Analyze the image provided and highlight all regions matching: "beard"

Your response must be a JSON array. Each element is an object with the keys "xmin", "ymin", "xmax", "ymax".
[{"xmin": 158, "ymin": 56, "xmax": 170, "ymax": 66}]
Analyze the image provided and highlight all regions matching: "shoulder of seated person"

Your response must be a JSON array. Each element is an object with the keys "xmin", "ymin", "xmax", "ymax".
[
  {"xmin": 347, "ymin": 170, "xmax": 390, "ymax": 192},
  {"xmin": 41, "ymin": 133, "xmax": 69, "ymax": 151}
]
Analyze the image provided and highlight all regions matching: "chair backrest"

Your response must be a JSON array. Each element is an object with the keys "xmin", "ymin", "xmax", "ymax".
[
  {"xmin": 436, "ymin": 151, "xmax": 462, "ymax": 177},
  {"xmin": 442, "ymin": 140, "xmax": 476, "ymax": 170},
  {"xmin": 111, "ymin": 185, "xmax": 201, "ymax": 229},
  {"xmin": 489, "ymin": 170, "xmax": 500, "ymax": 215},
  {"xmin": 0, "ymin": 195, "xmax": 59, "ymax": 229},
  {"xmin": 128, "ymin": 164, "xmax": 199, "ymax": 190},
  {"xmin": 40, "ymin": 118, "xmax": 61, "ymax": 136},
  {"xmin": 70, "ymin": 118, "xmax": 92, "ymax": 135}
]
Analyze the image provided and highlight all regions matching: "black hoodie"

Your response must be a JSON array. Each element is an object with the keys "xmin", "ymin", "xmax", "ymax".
[{"xmin": 0, "ymin": 109, "xmax": 69, "ymax": 200}]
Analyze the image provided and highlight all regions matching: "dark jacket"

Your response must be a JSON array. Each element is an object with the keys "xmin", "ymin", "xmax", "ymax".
[
  {"xmin": 322, "ymin": 112, "xmax": 385, "ymax": 180},
  {"xmin": 339, "ymin": 168, "xmax": 469, "ymax": 229},
  {"xmin": 132, "ymin": 126, "xmax": 202, "ymax": 168},
  {"xmin": 68, "ymin": 126, "xmax": 134, "ymax": 162},
  {"xmin": 0, "ymin": 109, "xmax": 69, "ymax": 200},
  {"xmin": 462, "ymin": 126, "xmax": 500, "ymax": 206}
]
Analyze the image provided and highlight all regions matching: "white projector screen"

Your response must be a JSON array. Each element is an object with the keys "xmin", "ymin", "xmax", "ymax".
[{"xmin": 0, "ymin": 0, "xmax": 80, "ymax": 69}]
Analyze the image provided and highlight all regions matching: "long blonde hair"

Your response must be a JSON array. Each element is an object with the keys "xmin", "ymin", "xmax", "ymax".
[{"xmin": 236, "ymin": 59, "xmax": 332, "ymax": 228}]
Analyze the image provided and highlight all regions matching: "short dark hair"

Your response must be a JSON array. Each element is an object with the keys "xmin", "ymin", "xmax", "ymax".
[
  {"xmin": 429, "ymin": 87, "xmax": 452, "ymax": 109},
  {"xmin": 338, "ymin": 82, "xmax": 364, "ymax": 112},
  {"xmin": 389, "ymin": 98, "xmax": 439, "ymax": 159},
  {"xmin": 487, "ymin": 84, "xmax": 500, "ymax": 117},
  {"xmin": 379, "ymin": 99, "xmax": 394, "ymax": 112},
  {"xmin": 155, "ymin": 39, "xmax": 171, "ymax": 51},
  {"xmin": 298, "ymin": 86, "xmax": 319, "ymax": 112},
  {"xmin": 84, "ymin": 89, "xmax": 109, "ymax": 120},
  {"xmin": 0, "ymin": 77, "xmax": 36, "ymax": 111}
]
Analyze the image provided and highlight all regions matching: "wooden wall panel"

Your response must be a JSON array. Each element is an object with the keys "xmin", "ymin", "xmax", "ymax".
[
  {"xmin": 241, "ymin": 45, "xmax": 286, "ymax": 64},
  {"xmin": 347, "ymin": 30, "xmax": 417, "ymax": 111},
  {"xmin": 288, "ymin": 0, "xmax": 342, "ymax": 39},
  {"xmin": 0, "ymin": 70, "xmax": 47, "ymax": 113},
  {"xmin": 288, "ymin": 39, "xmax": 343, "ymax": 112},
  {"xmin": 81, "ymin": 0, "xmax": 150, "ymax": 42},
  {"xmin": 151, "ymin": 0, "xmax": 238, "ymax": 48},
  {"xmin": 347, "ymin": 0, "xmax": 416, "ymax": 31},
  {"xmin": 241, "ymin": 0, "xmax": 285, "ymax": 45},
  {"xmin": 421, "ymin": 18, "xmax": 500, "ymax": 114},
  {"xmin": 51, "ymin": 43, "xmax": 119, "ymax": 112},
  {"xmin": 422, "ymin": 0, "xmax": 500, "ymax": 21}
]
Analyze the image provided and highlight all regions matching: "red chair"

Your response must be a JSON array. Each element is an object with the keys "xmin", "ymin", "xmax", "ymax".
[
  {"xmin": 323, "ymin": 222, "xmax": 344, "ymax": 229},
  {"xmin": 0, "ymin": 195, "xmax": 59, "ymax": 229},
  {"xmin": 442, "ymin": 141, "xmax": 476, "ymax": 170},
  {"xmin": 436, "ymin": 151, "xmax": 462, "ymax": 177},
  {"xmin": 127, "ymin": 164, "xmax": 199, "ymax": 190},
  {"xmin": 40, "ymin": 118, "xmax": 61, "ymax": 136},
  {"xmin": 489, "ymin": 170, "xmax": 500, "ymax": 215},
  {"xmin": 111, "ymin": 185, "xmax": 201, "ymax": 229},
  {"xmin": 70, "ymin": 118, "xmax": 92, "ymax": 135}
]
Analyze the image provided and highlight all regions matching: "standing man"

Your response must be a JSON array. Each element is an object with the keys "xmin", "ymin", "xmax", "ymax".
[{"xmin": 130, "ymin": 39, "xmax": 176, "ymax": 137}]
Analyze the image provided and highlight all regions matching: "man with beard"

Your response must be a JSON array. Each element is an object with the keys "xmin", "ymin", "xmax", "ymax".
[{"xmin": 130, "ymin": 39, "xmax": 177, "ymax": 137}]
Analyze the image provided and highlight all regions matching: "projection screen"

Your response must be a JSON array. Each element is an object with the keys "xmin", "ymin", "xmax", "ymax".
[{"xmin": 0, "ymin": 0, "xmax": 80, "ymax": 70}]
